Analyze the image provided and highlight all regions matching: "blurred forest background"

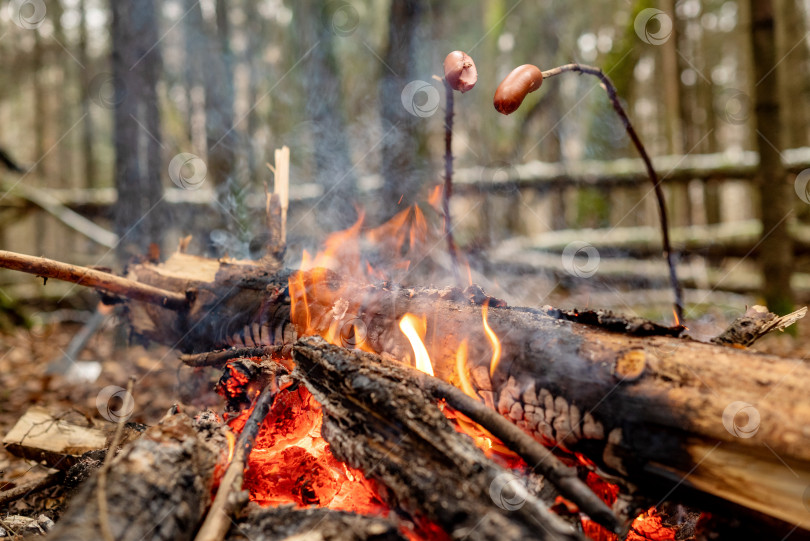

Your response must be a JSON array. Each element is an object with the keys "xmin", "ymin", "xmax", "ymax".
[{"xmin": 1, "ymin": 0, "xmax": 810, "ymax": 330}]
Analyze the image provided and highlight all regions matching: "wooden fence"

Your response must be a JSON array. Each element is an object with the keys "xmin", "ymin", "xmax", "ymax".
[{"xmin": 3, "ymin": 147, "xmax": 810, "ymax": 302}]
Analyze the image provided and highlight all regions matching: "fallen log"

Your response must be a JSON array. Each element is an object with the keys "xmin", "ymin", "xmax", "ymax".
[
  {"xmin": 47, "ymin": 413, "xmax": 217, "ymax": 541},
  {"xmin": 3, "ymin": 250, "xmax": 809, "ymax": 531}
]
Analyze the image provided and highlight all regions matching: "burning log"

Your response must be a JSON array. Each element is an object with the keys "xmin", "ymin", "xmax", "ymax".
[
  {"xmin": 48, "ymin": 413, "xmax": 217, "ymax": 541},
  {"xmin": 291, "ymin": 336, "xmax": 587, "ymax": 541}
]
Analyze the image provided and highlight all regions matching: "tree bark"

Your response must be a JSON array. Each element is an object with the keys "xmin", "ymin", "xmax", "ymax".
[
  {"xmin": 205, "ymin": 1, "xmax": 236, "ymax": 186},
  {"xmin": 749, "ymin": 0, "xmax": 795, "ymax": 314},
  {"xmin": 776, "ymin": 0, "xmax": 810, "ymax": 149},
  {"xmin": 79, "ymin": 0, "xmax": 96, "ymax": 189},
  {"xmin": 111, "ymin": 0, "xmax": 168, "ymax": 260}
]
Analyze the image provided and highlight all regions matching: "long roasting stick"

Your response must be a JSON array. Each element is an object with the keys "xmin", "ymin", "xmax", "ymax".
[{"xmin": 0, "ymin": 250, "xmax": 188, "ymax": 310}]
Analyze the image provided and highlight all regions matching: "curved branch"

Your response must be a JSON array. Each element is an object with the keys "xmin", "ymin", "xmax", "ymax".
[{"xmin": 542, "ymin": 63, "xmax": 684, "ymax": 324}]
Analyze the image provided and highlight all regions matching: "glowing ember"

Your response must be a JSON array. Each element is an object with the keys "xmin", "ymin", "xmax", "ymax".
[
  {"xmin": 399, "ymin": 313, "xmax": 434, "ymax": 376},
  {"xmin": 223, "ymin": 380, "xmax": 386, "ymax": 514},
  {"xmin": 482, "ymin": 302, "xmax": 502, "ymax": 377}
]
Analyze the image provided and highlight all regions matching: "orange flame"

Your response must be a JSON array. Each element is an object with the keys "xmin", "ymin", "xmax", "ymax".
[
  {"xmin": 455, "ymin": 340, "xmax": 477, "ymax": 399},
  {"xmin": 483, "ymin": 302, "xmax": 502, "ymax": 377},
  {"xmin": 427, "ymin": 185, "xmax": 443, "ymax": 210},
  {"xmin": 399, "ymin": 313, "xmax": 434, "ymax": 376}
]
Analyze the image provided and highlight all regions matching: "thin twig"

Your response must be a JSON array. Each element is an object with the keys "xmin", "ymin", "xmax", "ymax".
[
  {"xmin": 443, "ymin": 78, "xmax": 462, "ymax": 287},
  {"xmin": 97, "ymin": 376, "xmax": 135, "ymax": 541},
  {"xmin": 193, "ymin": 383, "xmax": 278, "ymax": 541},
  {"xmin": 0, "ymin": 471, "xmax": 64, "ymax": 507},
  {"xmin": 542, "ymin": 63, "xmax": 684, "ymax": 324},
  {"xmin": 0, "ymin": 250, "xmax": 188, "ymax": 310},
  {"xmin": 179, "ymin": 346, "xmax": 282, "ymax": 368},
  {"xmin": 416, "ymin": 371, "xmax": 621, "ymax": 534}
]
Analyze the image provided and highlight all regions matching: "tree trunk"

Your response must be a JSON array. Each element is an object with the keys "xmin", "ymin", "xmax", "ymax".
[
  {"xmin": 205, "ymin": 1, "xmax": 236, "ymax": 186},
  {"xmin": 79, "ymin": 0, "xmax": 96, "ymax": 189},
  {"xmin": 749, "ymin": 0, "xmax": 795, "ymax": 314},
  {"xmin": 292, "ymin": 0, "xmax": 358, "ymax": 231},
  {"xmin": 110, "ymin": 0, "xmax": 167, "ymax": 260},
  {"xmin": 776, "ymin": 0, "xmax": 810, "ymax": 149},
  {"xmin": 379, "ymin": 0, "xmax": 427, "ymax": 220}
]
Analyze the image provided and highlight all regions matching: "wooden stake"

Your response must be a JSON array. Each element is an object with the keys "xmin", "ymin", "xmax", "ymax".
[{"xmin": 274, "ymin": 146, "xmax": 290, "ymax": 245}]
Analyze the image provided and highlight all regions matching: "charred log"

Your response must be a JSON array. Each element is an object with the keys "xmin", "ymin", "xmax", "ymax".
[
  {"xmin": 47, "ymin": 414, "xmax": 217, "ymax": 541},
  {"xmin": 293, "ymin": 336, "xmax": 591, "ymax": 541}
]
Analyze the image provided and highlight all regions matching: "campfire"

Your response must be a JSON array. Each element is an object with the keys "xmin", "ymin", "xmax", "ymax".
[{"xmin": 2, "ymin": 177, "xmax": 809, "ymax": 540}]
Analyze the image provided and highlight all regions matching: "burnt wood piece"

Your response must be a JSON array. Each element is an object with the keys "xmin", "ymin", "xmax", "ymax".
[
  {"xmin": 47, "ymin": 414, "xmax": 216, "ymax": 541},
  {"xmin": 711, "ymin": 304, "xmax": 807, "ymax": 346},
  {"xmin": 180, "ymin": 346, "xmax": 280, "ymax": 367},
  {"xmin": 292, "ymin": 336, "xmax": 587, "ymax": 541},
  {"xmin": 226, "ymin": 506, "xmax": 406, "ymax": 541}
]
